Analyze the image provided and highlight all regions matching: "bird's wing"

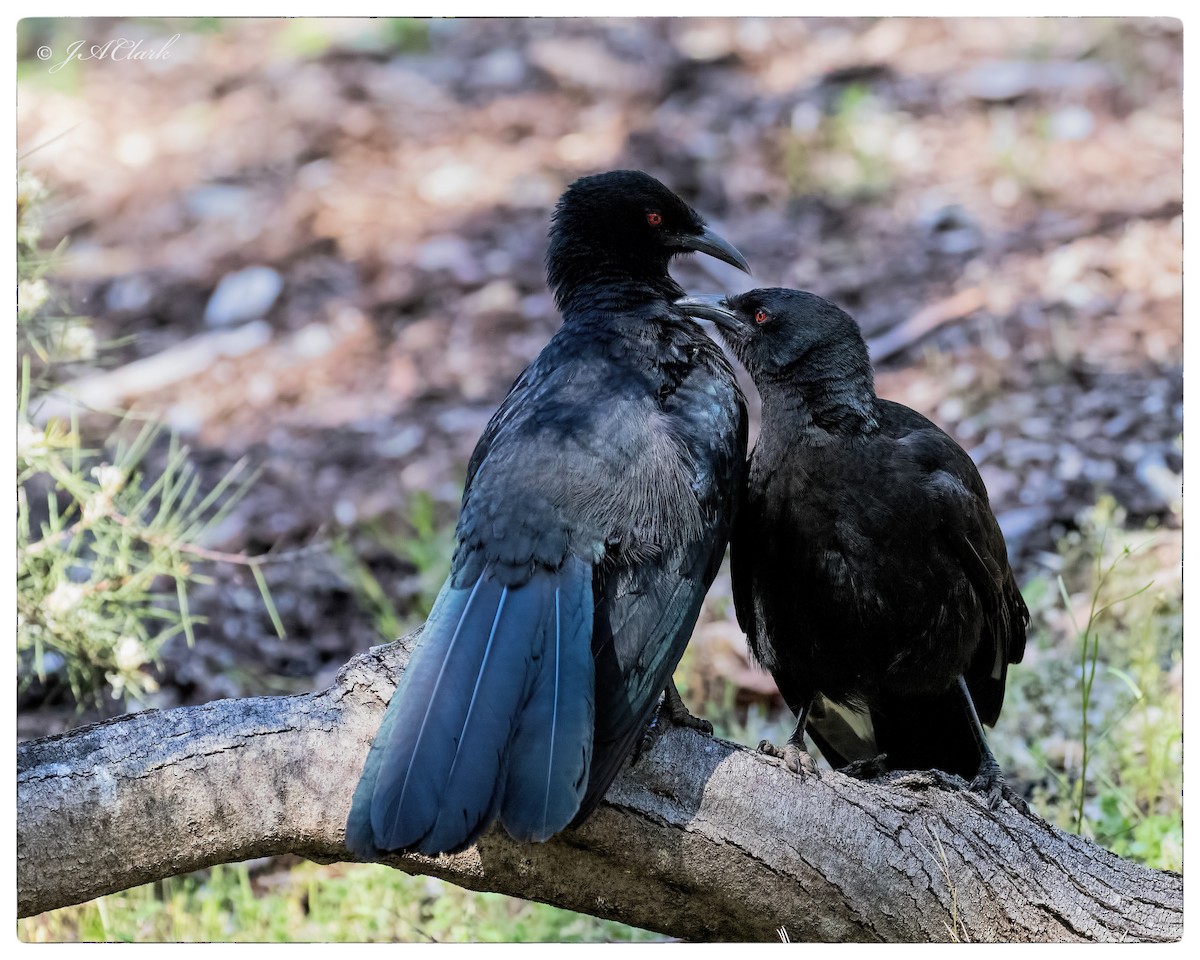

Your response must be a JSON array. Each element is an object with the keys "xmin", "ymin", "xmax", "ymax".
[
  {"xmin": 880, "ymin": 401, "xmax": 1029, "ymax": 726},
  {"xmin": 462, "ymin": 363, "xmax": 537, "ymax": 493},
  {"xmin": 348, "ymin": 350, "xmax": 600, "ymax": 857},
  {"xmin": 576, "ymin": 346, "xmax": 748, "ymax": 820},
  {"xmin": 729, "ymin": 452, "xmax": 759, "ymax": 652},
  {"xmin": 574, "ymin": 540, "xmax": 719, "ymax": 820}
]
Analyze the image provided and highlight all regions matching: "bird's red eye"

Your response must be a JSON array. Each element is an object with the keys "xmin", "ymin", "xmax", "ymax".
[
  {"xmin": 646, "ymin": 211, "xmax": 662, "ymax": 226},
  {"xmin": 754, "ymin": 308, "xmax": 768, "ymax": 324}
]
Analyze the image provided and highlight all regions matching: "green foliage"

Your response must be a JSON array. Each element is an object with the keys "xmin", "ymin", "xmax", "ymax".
[
  {"xmin": 782, "ymin": 84, "xmax": 897, "ymax": 200},
  {"xmin": 17, "ymin": 412, "xmax": 259, "ymax": 703},
  {"xmin": 1054, "ymin": 522, "xmax": 1153, "ymax": 834},
  {"xmin": 17, "ymin": 173, "xmax": 94, "ymax": 383},
  {"xmin": 274, "ymin": 17, "xmax": 431, "ymax": 59},
  {"xmin": 383, "ymin": 18, "xmax": 432, "ymax": 54},
  {"xmin": 333, "ymin": 538, "xmax": 407, "ymax": 643},
  {"xmin": 18, "ymin": 860, "xmax": 663, "ymax": 943},
  {"xmin": 393, "ymin": 490, "xmax": 456, "ymax": 617},
  {"xmin": 335, "ymin": 491, "xmax": 456, "ymax": 641},
  {"xmin": 16, "ymin": 172, "xmax": 277, "ymax": 708},
  {"xmin": 1000, "ymin": 497, "xmax": 1182, "ymax": 871}
]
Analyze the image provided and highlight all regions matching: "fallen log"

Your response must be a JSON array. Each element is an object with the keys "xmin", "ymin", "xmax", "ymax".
[{"xmin": 16, "ymin": 630, "xmax": 1182, "ymax": 942}]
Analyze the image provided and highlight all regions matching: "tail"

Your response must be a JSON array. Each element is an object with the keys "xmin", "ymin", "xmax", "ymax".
[
  {"xmin": 870, "ymin": 686, "xmax": 982, "ymax": 781},
  {"xmin": 806, "ymin": 697, "xmax": 878, "ymax": 769},
  {"xmin": 873, "ymin": 571, "xmax": 1029, "ymax": 778},
  {"xmin": 804, "ymin": 690, "xmax": 981, "ymax": 780},
  {"xmin": 502, "ymin": 564, "xmax": 593, "ymax": 841},
  {"xmin": 346, "ymin": 555, "xmax": 594, "ymax": 857}
]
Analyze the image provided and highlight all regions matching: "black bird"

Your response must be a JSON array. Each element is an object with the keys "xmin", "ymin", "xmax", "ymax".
[
  {"xmin": 346, "ymin": 171, "xmax": 750, "ymax": 857},
  {"xmin": 676, "ymin": 288, "xmax": 1027, "ymax": 805}
]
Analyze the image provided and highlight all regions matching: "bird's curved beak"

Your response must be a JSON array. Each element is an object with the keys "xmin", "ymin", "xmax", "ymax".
[
  {"xmin": 674, "ymin": 294, "xmax": 742, "ymax": 333},
  {"xmin": 675, "ymin": 226, "xmax": 751, "ymax": 275}
]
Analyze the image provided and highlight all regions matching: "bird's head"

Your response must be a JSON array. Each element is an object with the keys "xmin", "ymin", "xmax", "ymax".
[
  {"xmin": 546, "ymin": 170, "xmax": 749, "ymax": 310},
  {"xmin": 675, "ymin": 288, "xmax": 871, "ymax": 387}
]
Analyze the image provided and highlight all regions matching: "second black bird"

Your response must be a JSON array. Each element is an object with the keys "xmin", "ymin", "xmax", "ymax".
[{"xmin": 677, "ymin": 288, "xmax": 1028, "ymax": 806}]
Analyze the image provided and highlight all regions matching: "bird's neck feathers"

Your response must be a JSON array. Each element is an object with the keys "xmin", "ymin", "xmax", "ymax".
[
  {"xmin": 554, "ymin": 276, "xmax": 686, "ymax": 320},
  {"xmin": 758, "ymin": 340, "xmax": 879, "ymax": 436},
  {"xmin": 546, "ymin": 233, "xmax": 683, "ymax": 318}
]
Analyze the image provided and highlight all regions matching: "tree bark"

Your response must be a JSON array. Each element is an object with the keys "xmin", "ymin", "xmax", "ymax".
[{"xmin": 17, "ymin": 631, "xmax": 1182, "ymax": 942}]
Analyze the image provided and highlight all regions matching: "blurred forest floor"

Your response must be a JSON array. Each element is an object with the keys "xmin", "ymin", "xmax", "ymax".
[{"xmin": 17, "ymin": 16, "xmax": 1182, "ymax": 941}]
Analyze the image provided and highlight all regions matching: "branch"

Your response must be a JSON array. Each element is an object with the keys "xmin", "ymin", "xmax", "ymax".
[
  {"xmin": 865, "ymin": 287, "xmax": 985, "ymax": 364},
  {"xmin": 17, "ymin": 630, "xmax": 1182, "ymax": 942}
]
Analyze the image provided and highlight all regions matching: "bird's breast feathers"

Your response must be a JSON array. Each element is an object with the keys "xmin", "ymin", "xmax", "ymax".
[{"xmin": 460, "ymin": 379, "xmax": 732, "ymax": 575}]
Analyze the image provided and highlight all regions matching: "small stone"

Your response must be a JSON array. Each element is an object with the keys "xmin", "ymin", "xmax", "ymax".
[
  {"xmin": 418, "ymin": 163, "xmax": 480, "ymax": 207},
  {"xmin": 334, "ymin": 499, "xmax": 358, "ymax": 527},
  {"xmin": 676, "ymin": 21, "xmax": 736, "ymax": 61},
  {"xmin": 377, "ymin": 425, "xmax": 424, "ymax": 459},
  {"xmin": 919, "ymin": 204, "xmax": 983, "ymax": 257},
  {"xmin": 527, "ymin": 37, "xmax": 654, "ymax": 95},
  {"xmin": 472, "ymin": 48, "xmax": 526, "ymax": 88},
  {"xmin": 1049, "ymin": 105, "xmax": 1095, "ymax": 141},
  {"xmin": 1057, "ymin": 445, "xmax": 1084, "ymax": 483},
  {"xmin": 1137, "ymin": 453, "xmax": 1181, "ymax": 508},
  {"xmin": 961, "ymin": 60, "xmax": 1111, "ymax": 102},
  {"xmin": 105, "ymin": 275, "xmax": 153, "ymax": 313},
  {"xmin": 996, "ymin": 506, "xmax": 1053, "ymax": 550},
  {"xmin": 483, "ymin": 249, "xmax": 513, "ymax": 276},
  {"xmin": 464, "ymin": 279, "xmax": 518, "ymax": 316},
  {"xmin": 291, "ymin": 322, "xmax": 335, "ymax": 359},
  {"xmin": 1082, "ymin": 458, "xmax": 1118, "ymax": 484},
  {"xmin": 203, "ymin": 266, "xmax": 283, "ymax": 327},
  {"xmin": 414, "ymin": 235, "xmax": 482, "ymax": 285},
  {"xmin": 185, "ymin": 184, "xmax": 252, "ymax": 220}
]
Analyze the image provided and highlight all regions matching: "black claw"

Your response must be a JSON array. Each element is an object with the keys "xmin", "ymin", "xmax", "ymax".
[
  {"xmin": 661, "ymin": 681, "xmax": 713, "ymax": 735},
  {"xmin": 970, "ymin": 761, "xmax": 1029, "ymax": 814},
  {"xmin": 669, "ymin": 709, "xmax": 713, "ymax": 736},
  {"xmin": 1003, "ymin": 787, "xmax": 1031, "ymax": 815},
  {"xmin": 633, "ymin": 699, "xmax": 665, "ymax": 763},
  {"xmin": 759, "ymin": 739, "xmax": 816, "ymax": 776}
]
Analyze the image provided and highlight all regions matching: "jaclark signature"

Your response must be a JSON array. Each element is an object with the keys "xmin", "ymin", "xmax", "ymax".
[{"xmin": 40, "ymin": 34, "xmax": 180, "ymax": 73}]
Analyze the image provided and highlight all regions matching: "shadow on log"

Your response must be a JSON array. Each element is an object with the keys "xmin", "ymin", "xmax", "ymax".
[{"xmin": 17, "ymin": 629, "xmax": 1182, "ymax": 942}]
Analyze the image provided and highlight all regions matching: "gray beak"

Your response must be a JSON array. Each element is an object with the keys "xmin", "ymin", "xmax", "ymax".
[
  {"xmin": 674, "ymin": 294, "xmax": 742, "ymax": 333},
  {"xmin": 675, "ymin": 226, "xmax": 751, "ymax": 275}
]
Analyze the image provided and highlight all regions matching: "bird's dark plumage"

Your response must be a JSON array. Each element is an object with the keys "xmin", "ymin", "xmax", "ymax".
[
  {"xmin": 676, "ymin": 288, "xmax": 1027, "ymax": 803},
  {"xmin": 346, "ymin": 171, "xmax": 749, "ymax": 856}
]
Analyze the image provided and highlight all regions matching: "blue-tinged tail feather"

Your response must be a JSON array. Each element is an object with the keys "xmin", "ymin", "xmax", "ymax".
[
  {"xmin": 347, "ymin": 574, "xmax": 489, "ymax": 858},
  {"xmin": 346, "ymin": 556, "xmax": 595, "ymax": 857},
  {"xmin": 501, "ymin": 555, "xmax": 594, "ymax": 841},
  {"xmin": 352, "ymin": 566, "xmax": 539, "ymax": 855}
]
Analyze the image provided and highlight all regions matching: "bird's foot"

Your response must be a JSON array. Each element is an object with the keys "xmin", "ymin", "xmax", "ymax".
[
  {"xmin": 661, "ymin": 694, "xmax": 714, "ymax": 736},
  {"xmin": 635, "ymin": 689, "xmax": 713, "ymax": 762},
  {"xmin": 970, "ymin": 758, "xmax": 1029, "ymax": 814},
  {"xmin": 837, "ymin": 753, "xmax": 889, "ymax": 781},
  {"xmin": 758, "ymin": 739, "xmax": 818, "ymax": 776}
]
